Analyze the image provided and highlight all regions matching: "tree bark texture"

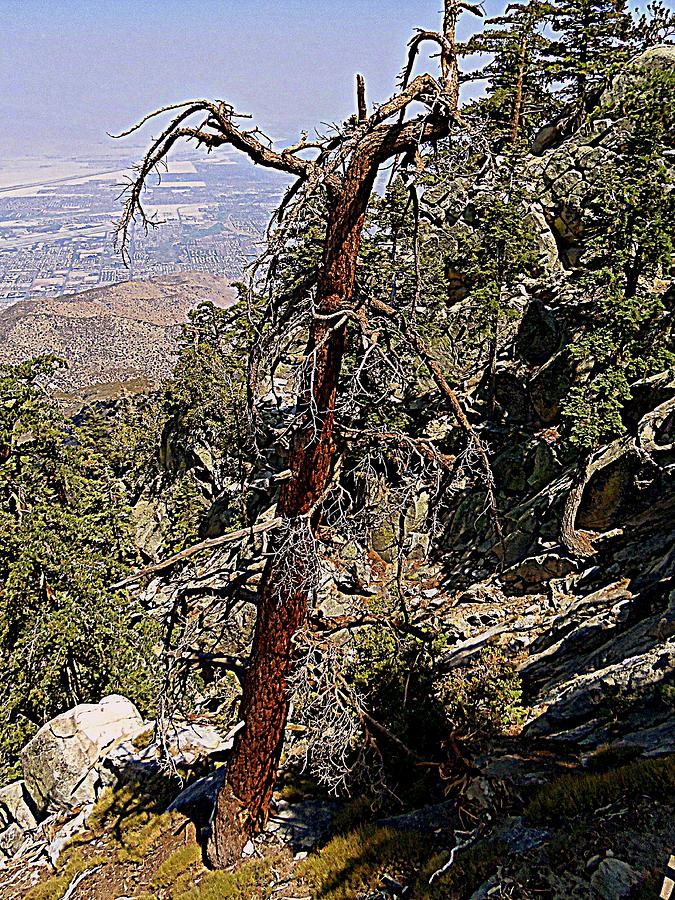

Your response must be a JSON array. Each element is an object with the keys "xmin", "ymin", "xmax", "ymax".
[{"xmin": 207, "ymin": 158, "xmax": 378, "ymax": 868}]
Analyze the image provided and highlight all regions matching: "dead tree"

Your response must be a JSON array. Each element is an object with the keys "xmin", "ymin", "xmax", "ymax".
[{"xmin": 115, "ymin": 0, "xmax": 484, "ymax": 868}]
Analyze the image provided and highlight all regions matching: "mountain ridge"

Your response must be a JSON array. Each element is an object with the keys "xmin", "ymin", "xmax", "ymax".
[{"xmin": 0, "ymin": 273, "xmax": 236, "ymax": 394}]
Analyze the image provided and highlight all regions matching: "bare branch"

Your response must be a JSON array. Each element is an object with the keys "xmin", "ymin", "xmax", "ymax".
[
  {"xmin": 110, "ymin": 517, "xmax": 283, "ymax": 590},
  {"xmin": 370, "ymin": 297, "xmax": 505, "ymax": 557}
]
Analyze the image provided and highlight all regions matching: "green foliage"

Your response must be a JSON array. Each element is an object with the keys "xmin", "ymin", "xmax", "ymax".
[
  {"xmin": 435, "ymin": 646, "xmax": 525, "ymax": 737},
  {"xmin": 330, "ymin": 795, "xmax": 377, "ymax": 835},
  {"xmin": 354, "ymin": 179, "xmax": 454, "ymax": 424},
  {"xmin": 0, "ymin": 358, "xmax": 159, "ymax": 783},
  {"xmin": 461, "ymin": 0, "xmax": 554, "ymax": 143},
  {"xmin": 159, "ymin": 300, "xmax": 250, "ymax": 552},
  {"xmin": 349, "ymin": 626, "xmax": 523, "ymax": 774},
  {"xmin": 632, "ymin": 0, "xmax": 675, "ymax": 50},
  {"xmin": 658, "ymin": 683, "xmax": 675, "ymax": 709},
  {"xmin": 543, "ymin": 0, "xmax": 635, "ymax": 108},
  {"xmin": 349, "ymin": 624, "xmax": 449, "ymax": 759},
  {"xmin": 447, "ymin": 164, "xmax": 540, "ymax": 342},
  {"xmin": 561, "ymin": 72, "xmax": 675, "ymax": 449},
  {"xmin": 525, "ymin": 755, "xmax": 675, "ymax": 824}
]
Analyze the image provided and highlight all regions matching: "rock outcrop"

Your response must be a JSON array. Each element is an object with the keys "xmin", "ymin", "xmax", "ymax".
[{"xmin": 21, "ymin": 695, "xmax": 144, "ymax": 815}]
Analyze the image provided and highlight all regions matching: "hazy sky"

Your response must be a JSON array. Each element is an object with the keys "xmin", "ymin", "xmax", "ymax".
[
  {"xmin": 1, "ymin": 0, "xmax": 513, "ymax": 158},
  {"xmin": 2, "ymin": 0, "xmax": 652, "ymax": 159}
]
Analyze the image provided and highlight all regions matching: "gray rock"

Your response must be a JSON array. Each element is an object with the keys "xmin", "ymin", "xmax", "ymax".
[
  {"xmin": 379, "ymin": 800, "xmax": 456, "ymax": 833},
  {"xmin": 0, "ymin": 823, "xmax": 25, "ymax": 858},
  {"xmin": 21, "ymin": 695, "xmax": 144, "ymax": 815},
  {"xmin": 0, "ymin": 781, "xmax": 38, "ymax": 834},
  {"xmin": 167, "ymin": 768, "xmax": 226, "ymax": 818},
  {"xmin": 502, "ymin": 553, "xmax": 577, "ymax": 590},
  {"xmin": 47, "ymin": 807, "xmax": 92, "ymax": 866},
  {"xmin": 590, "ymin": 858, "xmax": 641, "ymax": 899},
  {"xmin": 516, "ymin": 300, "xmax": 562, "ymax": 366},
  {"xmin": 266, "ymin": 800, "xmax": 337, "ymax": 850},
  {"xmin": 525, "ymin": 640, "xmax": 675, "ymax": 739},
  {"xmin": 103, "ymin": 721, "xmax": 234, "ymax": 784}
]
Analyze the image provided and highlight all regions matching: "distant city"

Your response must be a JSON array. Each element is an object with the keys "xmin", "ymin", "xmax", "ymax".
[{"xmin": 0, "ymin": 151, "xmax": 288, "ymax": 305}]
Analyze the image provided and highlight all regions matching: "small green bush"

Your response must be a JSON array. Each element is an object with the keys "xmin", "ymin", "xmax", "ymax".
[{"xmin": 435, "ymin": 647, "xmax": 525, "ymax": 737}]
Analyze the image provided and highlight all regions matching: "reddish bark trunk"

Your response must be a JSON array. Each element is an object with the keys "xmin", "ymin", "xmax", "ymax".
[{"xmin": 207, "ymin": 159, "xmax": 377, "ymax": 868}]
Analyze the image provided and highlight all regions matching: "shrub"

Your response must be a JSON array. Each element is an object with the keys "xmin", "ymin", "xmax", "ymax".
[{"xmin": 434, "ymin": 646, "xmax": 524, "ymax": 737}]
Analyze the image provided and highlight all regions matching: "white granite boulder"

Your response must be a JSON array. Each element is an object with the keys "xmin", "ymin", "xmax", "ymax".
[
  {"xmin": 21, "ymin": 695, "xmax": 144, "ymax": 815},
  {"xmin": 0, "ymin": 780, "xmax": 39, "ymax": 859}
]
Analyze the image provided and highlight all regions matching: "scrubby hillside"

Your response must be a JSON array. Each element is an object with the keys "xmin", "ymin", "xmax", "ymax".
[{"xmin": 0, "ymin": 274, "xmax": 235, "ymax": 395}]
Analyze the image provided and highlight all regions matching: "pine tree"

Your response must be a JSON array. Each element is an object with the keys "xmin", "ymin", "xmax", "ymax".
[
  {"xmin": 462, "ymin": 0, "xmax": 554, "ymax": 144},
  {"xmin": 0, "ymin": 357, "xmax": 159, "ymax": 782},
  {"xmin": 561, "ymin": 69, "xmax": 675, "ymax": 449},
  {"xmin": 543, "ymin": 0, "xmax": 635, "ymax": 110},
  {"xmin": 632, "ymin": 0, "xmax": 675, "ymax": 51},
  {"xmin": 447, "ymin": 162, "xmax": 540, "ymax": 416}
]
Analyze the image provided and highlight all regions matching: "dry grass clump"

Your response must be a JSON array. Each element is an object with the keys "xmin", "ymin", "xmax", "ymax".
[
  {"xmin": 24, "ymin": 851, "xmax": 106, "ymax": 900},
  {"xmin": 297, "ymin": 824, "xmax": 427, "ymax": 899},
  {"xmin": 297, "ymin": 822, "xmax": 504, "ymax": 900},
  {"xmin": 152, "ymin": 841, "xmax": 204, "ymax": 891},
  {"xmin": 415, "ymin": 841, "xmax": 506, "ymax": 899},
  {"xmin": 174, "ymin": 856, "xmax": 274, "ymax": 900},
  {"xmin": 526, "ymin": 755, "xmax": 675, "ymax": 824},
  {"xmin": 85, "ymin": 777, "xmax": 182, "ymax": 863}
]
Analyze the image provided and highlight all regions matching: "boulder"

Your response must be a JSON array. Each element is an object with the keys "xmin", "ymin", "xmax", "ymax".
[
  {"xmin": 266, "ymin": 800, "xmax": 338, "ymax": 850},
  {"xmin": 0, "ymin": 823, "xmax": 25, "ymax": 859},
  {"xmin": 102, "ymin": 720, "xmax": 233, "ymax": 785},
  {"xmin": 590, "ymin": 858, "xmax": 641, "ymax": 899},
  {"xmin": 0, "ymin": 781, "xmax": 38, "ymax": 834},
  {"xmin": 502, "ymin": 553, "xmax": 577, "ymax": 590},
  {"xmin": 167, "ymin": 768, "xmax": 226, "ymax": 825},
  {"xmin": 21, "ymin": 695, "xmax": 144, "ymax": 815},
  {"xmin": 516, "ymin": 300, "xmax": 562, "ymax": 366}
]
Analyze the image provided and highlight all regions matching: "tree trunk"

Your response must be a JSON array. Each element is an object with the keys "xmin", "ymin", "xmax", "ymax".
[
  {"xmin": 510, "ymin": 32, "xmax": 527, "ymax": 144},
  {"xmin": 486, "ymin": 330, "xmax": 498, "ymax": 420},
  {"xmin": 442, "ymin": 0, "xmax": 460, "ymax": 110},
  {"xmin": 207, "ymin": 161, "xmax": 377, "ymax": 868},
  {"xmin": 560, "ymin": 457, "xmax": 596, "ymax": 557}
]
